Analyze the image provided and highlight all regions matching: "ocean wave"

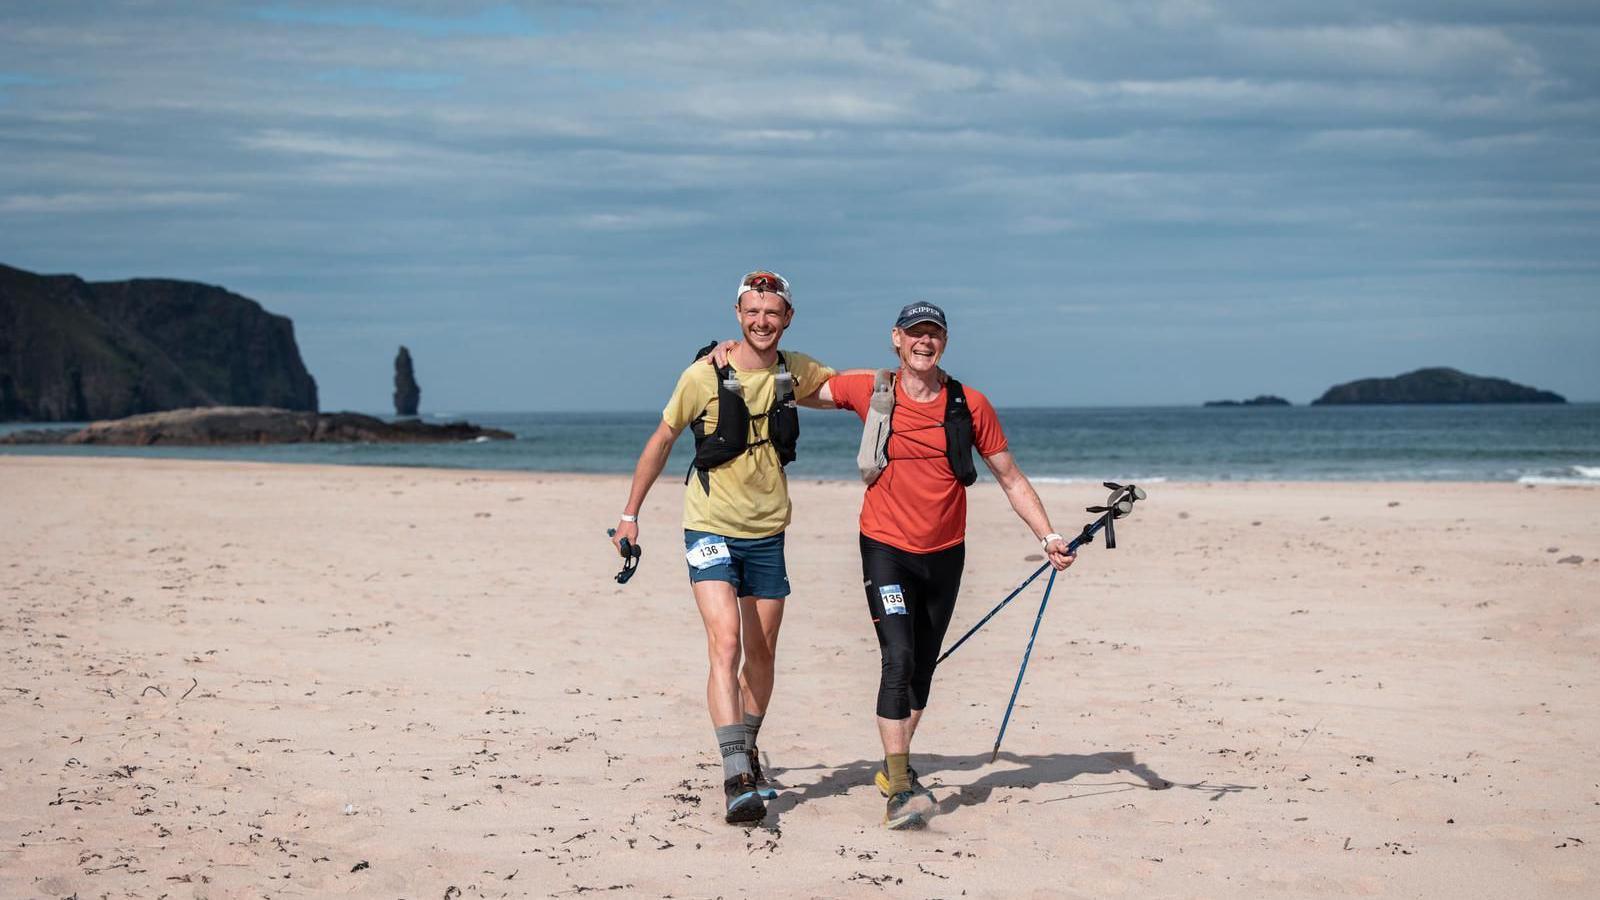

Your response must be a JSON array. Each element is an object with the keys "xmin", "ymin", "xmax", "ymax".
[{"xmin": 1516, "ymin": 464, "xmax": 1600, "ymax": 485}]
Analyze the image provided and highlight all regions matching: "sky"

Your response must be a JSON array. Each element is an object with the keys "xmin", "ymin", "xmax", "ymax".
[{"xmin": 2, "ymin": 0, "xmax": 1597, "ymax": 410}]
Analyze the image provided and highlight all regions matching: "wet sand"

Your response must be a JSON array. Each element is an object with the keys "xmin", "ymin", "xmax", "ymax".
[{"xmin": 1, "ymin": 456, "xmax": 1597, "ymax": 898}]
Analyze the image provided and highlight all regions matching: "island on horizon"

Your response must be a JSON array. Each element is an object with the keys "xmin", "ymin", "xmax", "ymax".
[
  {"xmin": 1312, "ymin": 367, "xmax": 1565, "ymax": 405},
  {"xmin": 1203, "ymin": 395, "xmax": 1292, "ymax": 407}
]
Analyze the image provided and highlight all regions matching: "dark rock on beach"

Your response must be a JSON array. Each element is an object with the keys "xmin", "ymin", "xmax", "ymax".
[
  {"xmin": 1313, "ymin": 368, "xmax": 1565, "ymax": 405},
  {"xmin": 0, "ymin": 262, "xmax": 318, "ymax": 422},
  {"xmin": 1204, "ymin": 395, "xmax": 1291, "ymax": 407},
  {"xmin": 0, "ymin": 406, "xmax": 514, "ymax": 446},
  {"xmin": 0, "ymin": 427, "xmax": 77, "ymax": 444}
]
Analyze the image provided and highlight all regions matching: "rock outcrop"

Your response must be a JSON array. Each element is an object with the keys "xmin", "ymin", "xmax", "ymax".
[
  {"xmin": 1203, "ymin": 395, "xmax": 1291, "ymax": 407},
  {"xmin": 3, "ymin": 407, "xmax": 515, "ymax": 445},
  {"xmin": 1312, "ymin": 368, "xmax": 1565, "ymax": 405},
  {"xmin": 394, "ymin": 346, "xmax": 420, "ymax": 417},
  {"xmin": 0, "ymin": 263, "xmax": 318, "ymax": 422}
]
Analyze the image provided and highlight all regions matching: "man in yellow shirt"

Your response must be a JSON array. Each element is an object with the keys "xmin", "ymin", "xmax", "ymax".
[{"xmin": 610, "ymin": 271, "xmax": 834, "ymax": 825}]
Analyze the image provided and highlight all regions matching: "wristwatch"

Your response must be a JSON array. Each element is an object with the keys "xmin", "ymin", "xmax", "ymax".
[{"xmin": 1041, "ymin": 533, "xmax": 1063, "ymax": 551}]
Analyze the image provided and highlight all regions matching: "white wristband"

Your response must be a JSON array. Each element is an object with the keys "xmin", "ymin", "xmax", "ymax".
[
  {"xmin": 619, "ymin": 514, "xmax": 638, "ymax": 523},
  {"xmin": 1041, "ymin": 533, "xmax": 1063, "ymax": 550}
]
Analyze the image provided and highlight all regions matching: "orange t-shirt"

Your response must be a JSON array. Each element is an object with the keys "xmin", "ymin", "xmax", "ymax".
[{"xmin": 830, "ymin": 372, "xmax": 1008, "ymax": 553}]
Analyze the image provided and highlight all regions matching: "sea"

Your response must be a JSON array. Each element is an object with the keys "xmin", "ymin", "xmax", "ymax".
[{"xmin": 4, "ymin": 404, "xmax": 1599, "ymax": 484}]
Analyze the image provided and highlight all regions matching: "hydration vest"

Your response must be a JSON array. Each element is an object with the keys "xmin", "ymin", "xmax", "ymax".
[
  {"xmin": 686, "ymin": 346, "xmax": 800, "ymax": 493},
  {"xmin": 856, "ymin": 369, "xmax": 977, "ymax": 487}
]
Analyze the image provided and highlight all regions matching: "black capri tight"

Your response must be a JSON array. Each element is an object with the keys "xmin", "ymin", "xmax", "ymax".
[{"xmin": 860, "ymin": 534, "xmax": 965, "ymax": 720}]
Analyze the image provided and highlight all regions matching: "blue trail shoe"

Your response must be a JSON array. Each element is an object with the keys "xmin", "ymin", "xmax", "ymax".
[{"xmin": 723, "ymin": 773, "xmax": 766, "ymax": 825}]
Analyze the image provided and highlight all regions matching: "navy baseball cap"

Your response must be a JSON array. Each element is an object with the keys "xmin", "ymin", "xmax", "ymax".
[{"xmin": 894, "ymin": 302, "xmax": 947, "ymax": 331}]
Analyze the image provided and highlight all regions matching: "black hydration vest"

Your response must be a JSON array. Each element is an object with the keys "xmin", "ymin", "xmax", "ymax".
[
  {"xmin": 940, "ymin": 378, "xmax": 979, "ymax": 486},
  {"xmin": 685, "ymin": 347, "xmax": 800, "ymax": 492}
]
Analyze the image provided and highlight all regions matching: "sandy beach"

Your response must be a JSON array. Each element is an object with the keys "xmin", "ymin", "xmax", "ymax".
[{"xmin": 1, "ymin": 455, "xmax": 1596, "ymax": 898}]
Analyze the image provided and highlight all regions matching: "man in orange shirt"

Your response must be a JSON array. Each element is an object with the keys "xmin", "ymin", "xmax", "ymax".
[{"xmin": 815, "ymin": 302, "xmax": 1076, "ymax": 829}]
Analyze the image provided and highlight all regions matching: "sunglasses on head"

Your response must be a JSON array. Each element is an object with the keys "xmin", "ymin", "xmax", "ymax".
[{"xmin": 742, "ymin": 272, "xmax": 788, "ymax": 294}]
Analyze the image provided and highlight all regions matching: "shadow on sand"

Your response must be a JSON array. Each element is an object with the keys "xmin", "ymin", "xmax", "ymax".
[{"xmin": 763, "ymin": 749, "xmax": 1254, "ymax": 822}]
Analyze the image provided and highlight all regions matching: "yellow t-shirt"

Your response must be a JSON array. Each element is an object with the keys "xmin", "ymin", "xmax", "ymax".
[{"xmin": 663, "ymin": 350, "xmax": 835, "ymax": 538}]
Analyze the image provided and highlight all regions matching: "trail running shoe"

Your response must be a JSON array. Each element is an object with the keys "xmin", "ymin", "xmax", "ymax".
[
  {"xmin": 747, "ymin": 747, "xmax": 779, "ymax": 799},
  {"xmin": 874, "ymin": 765, "xmax": 927, "ymax": 798},
  {"xmin": 884, "ymin": 789, "xmax": 928, "ymax": 831},
  {"xmin": 723, "ymin": 773, "xmax": 766, "ymax": 825}
]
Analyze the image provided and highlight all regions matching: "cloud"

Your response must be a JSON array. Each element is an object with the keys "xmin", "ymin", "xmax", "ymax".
[
  {"xmin": 1, "ymin": 191, "xmax": 239, "ymax": 213},
  {"xmin": 251, "ymin": 4, "xmax": 540, "ymax": 37},
  {"xmin": 0, "ymin": 0, "xmax": 1595, "ymax": 408}
]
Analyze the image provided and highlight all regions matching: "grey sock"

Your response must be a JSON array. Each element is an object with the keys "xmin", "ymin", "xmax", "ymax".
[
  {"xmin": 716, "ymin": 724, "xmax": 752, "ymax": 780},
  {"xmin": 742, "ymin": 712, "xmax": 764, "ymax": 751}
]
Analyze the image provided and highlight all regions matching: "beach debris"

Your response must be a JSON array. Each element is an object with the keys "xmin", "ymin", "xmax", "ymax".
[
  {"xmin": 1387, "ymin": 501, "xmax": 1401, "ymax": 507},
  {"xmin": 1557, "ymin": 555, "xmax": 1583, "ymax": 564},
  {"xmin": 848, "ymin": 872, "xmax": 903, "ymax": 886},
  {"xmin": 343, "ymin": 803, "xmax": 357, "ymax": 815},
  {"xmin": 1554, "ymin": 836, "xmax": 1585, "ymax": 848},
  {"xmin": 444, "ymin": 886, "xmax": 461, "ymax": 899},
  {"xmin": 350, "ymin": 860, "xmax": 369, "ymax": 872}
]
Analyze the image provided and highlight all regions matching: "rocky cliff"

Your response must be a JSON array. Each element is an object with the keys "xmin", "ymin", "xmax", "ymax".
[
  {"xmin": 1312, "ymin": 367, "xmax": 1565, "ymax": 405},
  {"xmin": 0, "ymin": 263, "xmax": 318, "ymax": 421}
]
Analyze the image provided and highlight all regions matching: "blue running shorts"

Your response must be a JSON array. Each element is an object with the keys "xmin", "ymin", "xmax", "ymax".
[{"xmin": 683, "ymin": 529, "xmax": 790, "ymax": 600}]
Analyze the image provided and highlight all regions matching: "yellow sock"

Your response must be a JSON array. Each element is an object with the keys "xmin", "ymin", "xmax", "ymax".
[{"xmin": 886, "ymin": 753, "xmax": 911, "ymax": 795}]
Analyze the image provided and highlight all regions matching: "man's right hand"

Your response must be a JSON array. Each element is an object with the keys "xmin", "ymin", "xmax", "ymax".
[{"xmin": 612, "ymin": 520, "xmax": 640, "ymax": 554}]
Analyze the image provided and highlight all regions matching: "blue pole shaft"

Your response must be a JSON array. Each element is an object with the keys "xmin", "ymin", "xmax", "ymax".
[
  {"xmin": 937, "ymin": 509, "xmax": 1113, "ymax": 666},
  {"xmin": 936, "ymin": 562, "xmax": 1049, "ymax": 665},
  {"xmin": 991, "ymin": 567, "xmax": 1058, "ymax": 762}
]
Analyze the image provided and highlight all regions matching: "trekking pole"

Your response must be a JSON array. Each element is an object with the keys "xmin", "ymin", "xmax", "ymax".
[
  {"xmin": 935, "ymin": 561, "xmax": 1049, "ymax": 665},
  {"xmin": 937, "ymin": 482, "xmax": 1147, "ymax": 665},
  {"xmin": 991, "ymin": 567, "xmax": 1057, "ymax": 762},
  {"xmin": 983, "ymin": 482, "xmax": 1147, "ymax": 761}
]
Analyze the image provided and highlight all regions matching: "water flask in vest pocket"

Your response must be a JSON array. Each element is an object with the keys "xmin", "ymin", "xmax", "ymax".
[{"xmin": 774, "ymin": 370, "xmax": 794, "ymax": 403}]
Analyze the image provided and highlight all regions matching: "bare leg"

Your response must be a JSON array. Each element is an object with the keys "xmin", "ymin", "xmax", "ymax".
[
  {"xmin": 737, "ymin": 596, "xmax": 784, "ymax": 717},
  {"xmin": 876, "ymin": 715, "xmax": 912, "ymax": 756},
  {"xmin": 693, "ymin": 580, "xmax": 744, "ymax": 726}
]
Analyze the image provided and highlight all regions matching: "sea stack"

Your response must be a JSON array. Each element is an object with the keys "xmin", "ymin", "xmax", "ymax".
[{"xmin": 394, "ymin": 346, "xmax": 420, "ymax": 417}]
